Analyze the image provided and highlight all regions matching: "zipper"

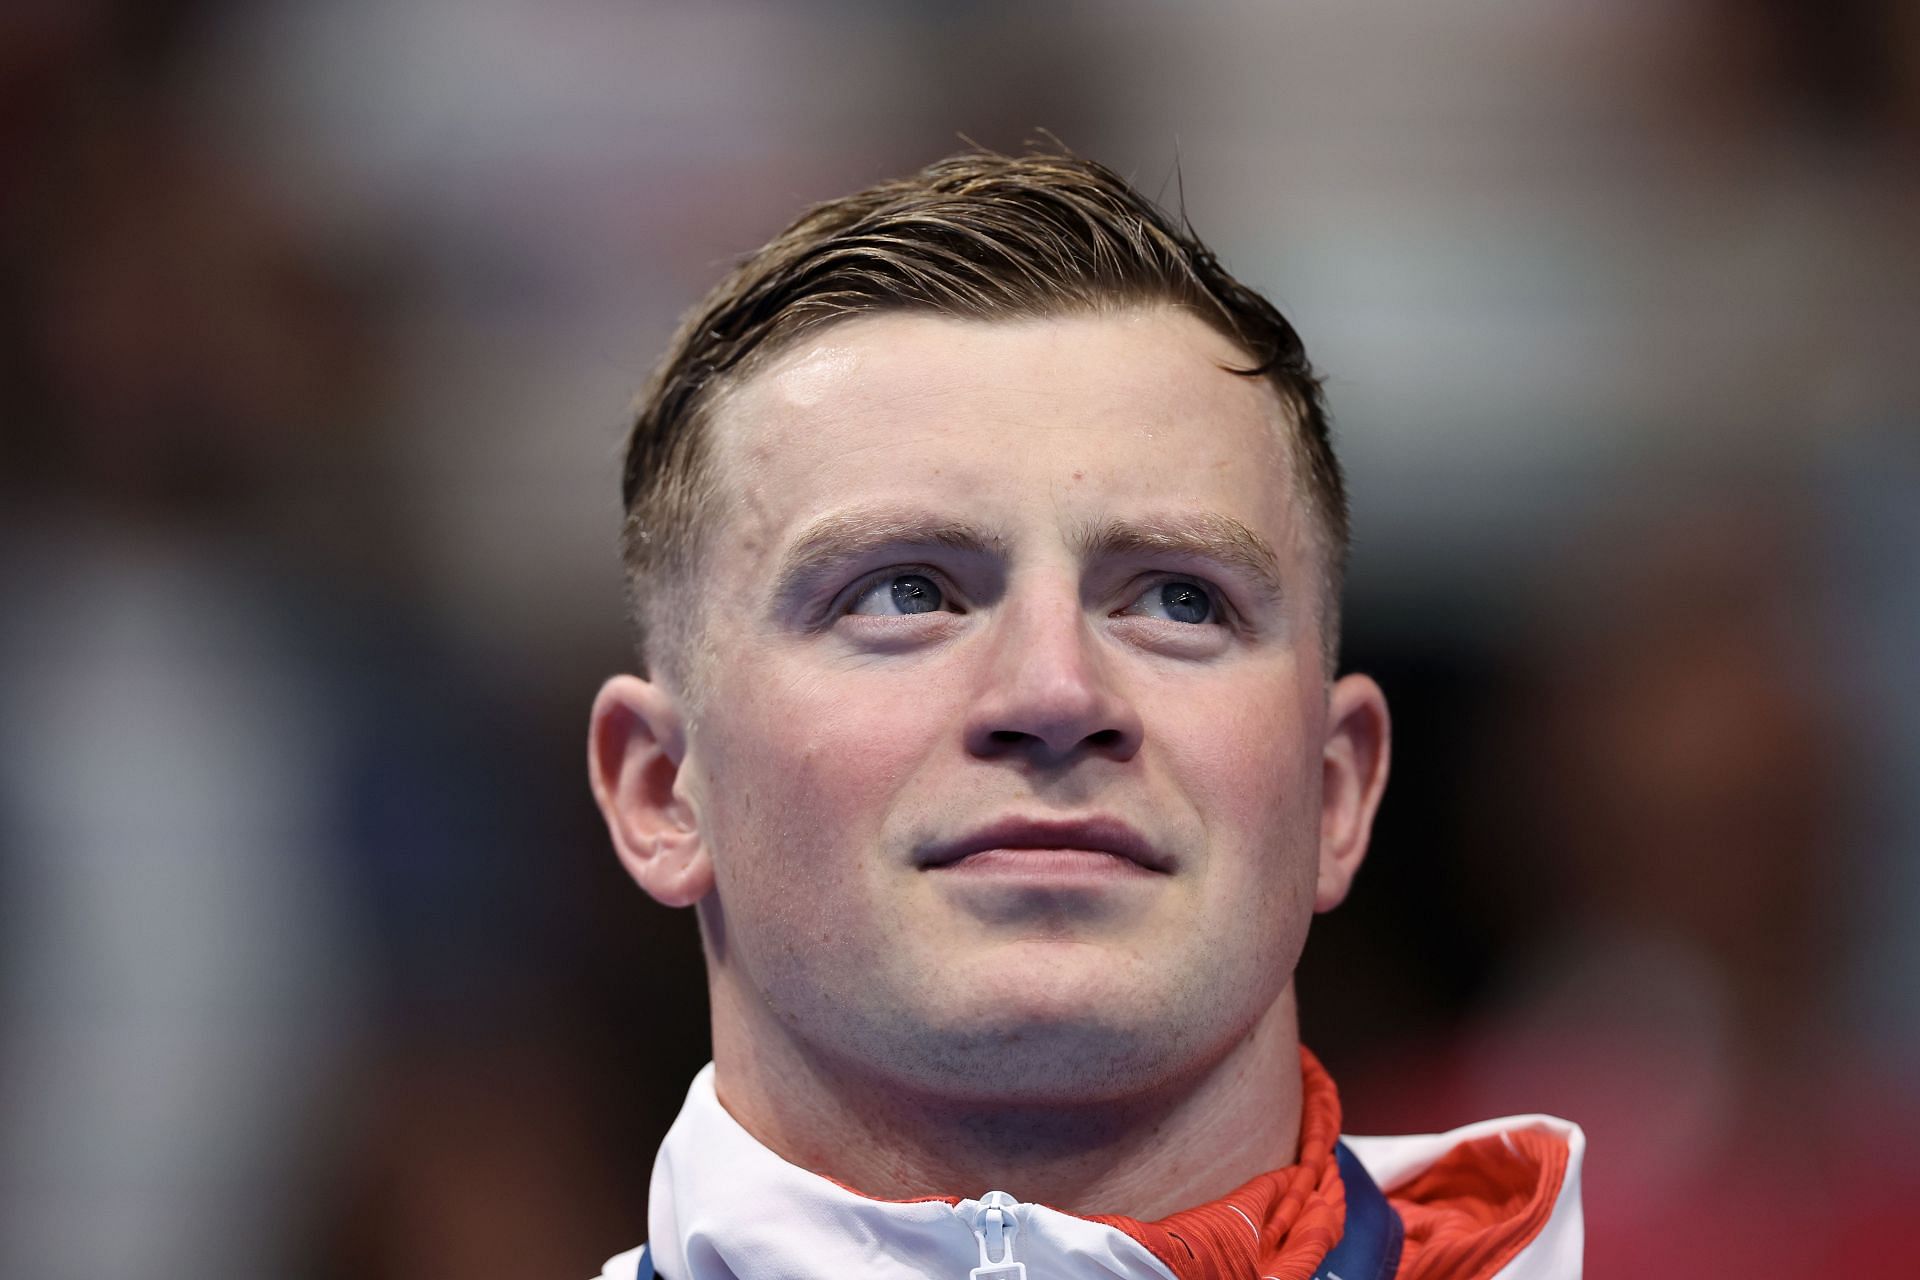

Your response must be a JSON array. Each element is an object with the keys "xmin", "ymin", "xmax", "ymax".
[{"xmin": 967, "ymin": 1191, "xmax": 1028, "ymax": 1280}]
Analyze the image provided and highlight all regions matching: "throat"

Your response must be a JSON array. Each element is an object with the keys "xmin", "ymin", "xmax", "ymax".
[{"xmin": 715, "ymin": 1013, "xmax": 1309, "ymax": 1219}]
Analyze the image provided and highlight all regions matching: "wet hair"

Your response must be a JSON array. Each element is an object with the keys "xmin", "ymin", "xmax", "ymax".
[{"xmin": 620, "ymin": 148, "xmax": 1347, "ymax": 679}]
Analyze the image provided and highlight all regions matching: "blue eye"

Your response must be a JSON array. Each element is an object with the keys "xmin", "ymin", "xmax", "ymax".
[
  {"xmin": 1128, "ymin": 580, "xmax": 1216, "ymax": 624},
  {"xmin": 849, "ymin": 572, "xmax": 947, "ymax": 616}
]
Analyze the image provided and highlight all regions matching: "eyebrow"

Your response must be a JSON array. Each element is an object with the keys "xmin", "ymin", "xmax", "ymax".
[
  {"xmin": 768, "ymin": 506, "xmax": 1285, "ymax": 611},
  {"xmin": 770, "ymin": 507, "xmax": 1007, "ymax": 609},
  {"xmin": 1075, "ymin": 512, "xmax": 1286, "ymax": 603}
]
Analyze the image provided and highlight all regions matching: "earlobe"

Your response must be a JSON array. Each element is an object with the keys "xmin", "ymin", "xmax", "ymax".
[
  {"xmin": 1315, "ymin": 673, "xmax": 1392, "ymax": 913},
  {"xmin": 588, "ymin": 674, "xmax": 713, "ymax": 908}
]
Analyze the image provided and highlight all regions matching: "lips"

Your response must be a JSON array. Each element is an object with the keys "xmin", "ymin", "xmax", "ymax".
[{"xmin": 918, "ymin": 815, "xmax": 1172, "ymax": 874}]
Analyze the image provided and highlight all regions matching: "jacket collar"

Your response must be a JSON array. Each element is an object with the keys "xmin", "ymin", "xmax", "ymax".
[{"xmin": 620, "ymin": 1052, "xmax": 1583, "ymax": 1280}]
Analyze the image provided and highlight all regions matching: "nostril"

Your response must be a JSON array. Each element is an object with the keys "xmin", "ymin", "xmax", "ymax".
[{"xmin": 979, "ymin": 726, "xmax": 1128, "ymax": 756}]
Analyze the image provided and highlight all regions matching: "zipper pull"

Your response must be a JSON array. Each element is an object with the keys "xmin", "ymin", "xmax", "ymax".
[{"xmin": 968, "ymin": 1191, "xmax": 1028, "ymax": 1280}]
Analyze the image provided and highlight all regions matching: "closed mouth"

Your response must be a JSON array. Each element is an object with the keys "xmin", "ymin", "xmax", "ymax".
[{"xmin": 918, "ymin": 815, "xmax": 1171, "ymax": 874}]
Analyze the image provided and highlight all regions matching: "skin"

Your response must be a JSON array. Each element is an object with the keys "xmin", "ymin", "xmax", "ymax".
[{"xmin": 590, "ymin": 307, "xmax": 1390, "ymax": 1217}]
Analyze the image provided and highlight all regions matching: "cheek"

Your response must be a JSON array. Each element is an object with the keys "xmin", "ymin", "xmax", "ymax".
[
  {"xmin": 1160, "ymin": 679, "xmax": 1326, "ymax": 943},
  {"xmin": 1163, "ymin": 683, "xmax": 1320, "ymax": 833},
  {"xmin": 691, "ymin": 661, "xmax": 942, "ymax": 889},
  {"xmin": 689, "ymin": 660, "xmax": 954, "ymax": 997}
]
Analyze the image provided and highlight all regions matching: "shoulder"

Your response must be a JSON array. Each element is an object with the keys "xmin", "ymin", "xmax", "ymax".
[{"xmin": 1347, "ymin": 1114, "xmax": 1585, "ymax": 1280}]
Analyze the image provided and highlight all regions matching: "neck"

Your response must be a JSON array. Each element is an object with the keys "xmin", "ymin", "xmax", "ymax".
[{"xmin": 708, "ymin": 986, "xmax": 1306, "ymax": 1220}]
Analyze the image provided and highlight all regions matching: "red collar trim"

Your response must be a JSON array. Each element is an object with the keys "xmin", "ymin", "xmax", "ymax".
[{"xmin": 1088, "ymin": 1046, "xmax": 1346, "ymax": 1280}]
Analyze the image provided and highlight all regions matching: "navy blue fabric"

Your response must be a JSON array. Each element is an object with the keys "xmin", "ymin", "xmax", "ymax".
[
  {"xmin": 635, "ymin": 1242, "xmax": 654, "ymax": 1280},
  {"xmin": 1314, "ymin": 1142, "xmax": 1406, "ymax": 1280}
]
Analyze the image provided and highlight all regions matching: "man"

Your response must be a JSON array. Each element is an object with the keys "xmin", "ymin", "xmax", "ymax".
[{"xmin": 587, "ymin": 150, "xmax": 1583, "ymax": 1280}]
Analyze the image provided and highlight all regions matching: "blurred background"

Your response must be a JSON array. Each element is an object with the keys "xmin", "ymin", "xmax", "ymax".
[{"xmin": 2, "ymin": 1, "xmax": 1916, "ymax": 1276}]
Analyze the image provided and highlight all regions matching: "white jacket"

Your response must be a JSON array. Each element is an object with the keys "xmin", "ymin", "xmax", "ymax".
[{"xmin": 598, "ymin": 1064, "xmax": 1584, "ymax": 1280}]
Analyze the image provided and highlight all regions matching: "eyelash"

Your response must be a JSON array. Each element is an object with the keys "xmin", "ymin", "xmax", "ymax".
[
  {"xmin": 833, "ymin": 564, "xmax": 963, "ymax": 617},
  {"xmin": 1123, "ymin": 574, "xmax": 1235, "ymax": 626}
]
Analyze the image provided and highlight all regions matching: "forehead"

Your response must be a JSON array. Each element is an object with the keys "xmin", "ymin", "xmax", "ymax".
[{"xmin": 704, "ymin": 307, "xmax": 1307, "ymax": 559}]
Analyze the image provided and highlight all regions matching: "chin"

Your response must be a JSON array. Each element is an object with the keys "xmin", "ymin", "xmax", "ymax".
[
  {"xmin": 893, "ymin": 1022, "xmax": 1194, "ymax": 1106},
  {"xmin": 856, "ymin": 976, "xmax": 1262, "ymax": 1107}
]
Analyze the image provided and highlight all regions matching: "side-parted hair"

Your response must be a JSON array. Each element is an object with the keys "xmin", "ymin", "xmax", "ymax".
[{"xmin": 620, "ymin": 148, "xmax": 1348, "ymax": 680}]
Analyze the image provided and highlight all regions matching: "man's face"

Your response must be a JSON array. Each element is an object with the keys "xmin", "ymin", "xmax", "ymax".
[{"xmin": 658, "ymin": 308, "xmax": 1349, "ymax": 1102}]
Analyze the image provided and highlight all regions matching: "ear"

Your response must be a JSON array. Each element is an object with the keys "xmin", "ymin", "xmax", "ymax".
[
  {"xmin": 1315, "ymin": 673, "xmax": 1391, "ymax": 913},
  {"xmin": 588, "ymin": 674, "xmax": 712, "ymax": 908}
]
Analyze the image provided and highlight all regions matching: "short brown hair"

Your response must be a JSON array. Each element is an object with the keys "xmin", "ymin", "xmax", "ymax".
[{"xmin": 620, "ymin": 148, "xmax": 1347, "ymax": 679}]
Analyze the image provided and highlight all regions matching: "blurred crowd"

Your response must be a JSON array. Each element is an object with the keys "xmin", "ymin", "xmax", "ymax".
[{"xmin": 2, "ymin": 2, "xmax": 1915, "ymax": 1277}]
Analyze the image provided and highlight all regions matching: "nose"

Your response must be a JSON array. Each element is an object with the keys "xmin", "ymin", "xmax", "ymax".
[{"xmin": 964, "ymin": 584, "xmax": 1143, "ymax": 765}]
